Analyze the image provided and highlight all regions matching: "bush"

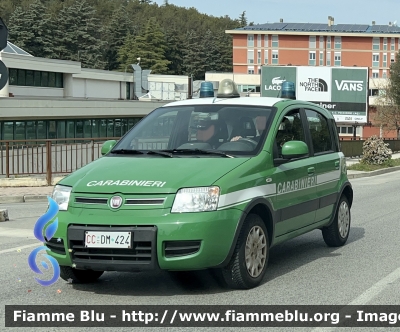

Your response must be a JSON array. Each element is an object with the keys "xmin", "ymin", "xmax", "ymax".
[{"xmin": 360, "ymin": 136, "xmax": 392, "ymax": 165}]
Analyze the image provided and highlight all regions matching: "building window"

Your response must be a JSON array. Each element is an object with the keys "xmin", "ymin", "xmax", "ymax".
[
  {"xmin": 391, "ymin": 53, "xmax": 395, "ymax": 63},
  {"xmin": 319, "ymin": 51, "xmax": 324, "ymax": 66},
  {"xmin": 8, "ymin": 69, "xmax": 64, "ymax": 88},
  {"xmin": 264, "ymin": 50, "xmax": 268, "ymax": 64},
  {"xmin": 369, "ymin": 89, "xmax": 379, "ymax": 96},
  {"xmin": 334, "ymin": 52, "xmax": 341, "ymax": 66},
  {"xmin": 309, "ymin": 51, "xmax": 316, "ymax": 65},
  {"xmin": 327, "ymin": 51, "xmax": 331, "ymax": 66},
  {"xmin": 382, "ymin": 70, "xmax": 387, "ymax": 78},
  {"xmin": 309, "ymin": 36, "xmax": 316, "ymax": 48},
  {"xmin": 247, "ymin": 66, "xmax": 255, "ymax": 74},
  {"xmin": 391, "ymin": 38, "xmax": 395, "ymax": 50},
  {"xmin": 372, "ymin": 70, "xmax": 379, "ymax": 78},
  {"xmin": 373, "ymin": 37, "xmax": 380, "ymax": 50},
  {"xmin": 319, "ymin": 36, "xmax": 324, "ymax": 49},
  {"xmin": 272, "ymin": 50, "xmax": 278, "ymax": 64},
  {"xmin": 334, "ymin": 37, "xmax": 341, "ymax": 49},
  {"xmin": 383, "ymin": 38, "xmax": 387, "ymax": 50},
  {"xmin": 18, "ymin": 69, "xmax": 26, "ymax": 86},
  {"xmin": 257, "ymin": 50, "xmax": 261, "ymax": 64},
  {"xmin": 247, "ymin": 50, "xmax": 254, "ymax": 64},
  {"xmin": 258, "ymin": 67, "xmax": 261, "ymax": 74},
  {"xmin": 247, "ymin": 34, "xmax": 254, "ymax": 47},
  {"xmin": 272, "ymin": 35, "xmax": 278, "ymax": 47},
  {"xmin": 372, "ymin": 53, "xmax": 379, "ymax": 67},
  {"xmin": 327, "ymin": 36, "xmax": 331, "ymax": 48},
  {"xmin": 339, "ymin": 126, "xmax": 354, "ymax": 135},
  {"xmin": 237, "ymin": 84, "xmax": 260, "ymax": 93},
  {"xmin": 264, "ymin": 35, "xmax": 268, "ymax": 47},
  {"xmin": 257, "ymin": 34, "xmax": 261, "ymax": 47},
  {"xmin": 383, "ymin": 53, "xmax": 387, "ymax": 67}
]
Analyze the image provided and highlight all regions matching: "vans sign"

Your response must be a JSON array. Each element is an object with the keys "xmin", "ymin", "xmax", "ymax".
[{"xmin": 335, "ymin": 80, "xmax": 364, "ymax": 92}]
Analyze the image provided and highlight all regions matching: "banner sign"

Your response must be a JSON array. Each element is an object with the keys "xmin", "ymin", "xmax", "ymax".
[{"xmin": 261, "ymin": 66, "xmax": 368, "ymax": 123}]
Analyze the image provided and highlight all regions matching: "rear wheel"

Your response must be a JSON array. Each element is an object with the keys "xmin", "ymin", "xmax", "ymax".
[
  {"xmin": 220, "ymin": 214, "xmax": 269, "ymax": 289},
  {"xmin": 60, "ymin": 266, "xmax": 104, "ymax": 283},
  {"xmin": 322, "ymin": 195, "xmax": 351, "ymax": 247}
]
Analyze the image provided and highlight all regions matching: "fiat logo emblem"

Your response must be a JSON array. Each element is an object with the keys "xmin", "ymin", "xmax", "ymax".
[{"xmin": 110, "ymin": 195, "xmax": 123, "ymax": 209}]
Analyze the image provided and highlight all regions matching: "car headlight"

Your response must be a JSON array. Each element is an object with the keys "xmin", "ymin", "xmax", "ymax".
[
  {"xmin": 51, "ymin": 185, "xmax": 72, "ymax": 211},
  {"xmin": 171, "ymin": 187, "xmax": 220, "ymax": 213}
]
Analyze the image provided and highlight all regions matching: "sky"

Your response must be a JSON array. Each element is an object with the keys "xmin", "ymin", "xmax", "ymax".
[{"xmin": 152, "ymin": 0, "xmax": 399, "ymax": 26}]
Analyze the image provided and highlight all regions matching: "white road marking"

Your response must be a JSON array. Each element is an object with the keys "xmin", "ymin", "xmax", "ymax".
[
  {"xmin": 0, "ymin": 227, "xmax": 35, "ymax": 239},
  {"xmin": 0, "ymin": 243, "xmax": 41, "ymax": 255},
  {"xmin": 312, "ymin": 266, "xmax": 400, "ymax": 331}
]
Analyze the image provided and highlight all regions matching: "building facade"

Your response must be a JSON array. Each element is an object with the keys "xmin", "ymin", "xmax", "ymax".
[
  {"xmin": 223, "ymin": 18, "xmax": 400, "ymax": 139},
  {"xmin": 0, "ymin": 42, "xmax": 192, "ymax": 141}
]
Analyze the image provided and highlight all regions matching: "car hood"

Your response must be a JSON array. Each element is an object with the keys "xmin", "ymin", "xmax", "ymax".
[{"xmin": 59, "ymin": 156, "xmax": 251, "ymax": 194}]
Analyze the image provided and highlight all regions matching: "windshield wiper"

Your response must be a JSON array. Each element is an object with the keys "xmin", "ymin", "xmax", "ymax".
[
  {"xmin": 147, "ymin": 150, "xmax": 174, "ymax": 158},
  {"xmin": 111, "ymin": 149, "xmax": 144, "ymax": 154},
  {"xmin": 161, "ymin": 149, "xmax": 234, "ymax": 158}
]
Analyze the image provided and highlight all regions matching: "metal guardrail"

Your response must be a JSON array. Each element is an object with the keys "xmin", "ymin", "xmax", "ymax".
[
  {"xmin": 1, "ymin": 137, "xmax": 400, "ymax": 185},
  {"xmin": 0, "ymin": 137, "xmax": 120, "ymax": 185}
]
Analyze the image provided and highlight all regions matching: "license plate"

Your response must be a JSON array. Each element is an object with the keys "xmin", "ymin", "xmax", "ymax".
[{"xmin": 85, "ymin": 231, "xmax": 131, "ymax": 248}]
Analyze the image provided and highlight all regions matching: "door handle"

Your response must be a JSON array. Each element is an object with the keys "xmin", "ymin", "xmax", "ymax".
[
  {"xmin": 308, "ymin": 167, "xmax": 315, "ymax": 175},
  {"xmin": 335, "ymin": 161, "xmax": 340, "ymax": 169}
]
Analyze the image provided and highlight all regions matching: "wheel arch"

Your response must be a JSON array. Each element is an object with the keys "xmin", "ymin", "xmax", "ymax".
[
  {"xmin": 213, "ymin": 197, "xmax": 277, "ymax": 268},
  {"xmin": 323, "ymin": 181, "xmax": 353, "ymax": 228}
]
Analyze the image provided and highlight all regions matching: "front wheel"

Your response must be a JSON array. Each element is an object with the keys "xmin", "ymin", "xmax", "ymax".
[
  {"xmin": 220, "ymin": 214, "xmax": 269, "ymax": 289},
  {"xmin": 60, "ymin": 266, "xmax": 104, "ymax": 283},
  {"xmin": 322, "ymin": 195, "xmax": 351, "ymax": 247}
]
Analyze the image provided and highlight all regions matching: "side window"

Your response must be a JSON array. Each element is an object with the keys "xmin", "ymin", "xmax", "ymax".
[
  {"xmin": 305, "ymin": 109, "xmax": 333, "ymax": 154},
  {"xmin": 274, "ymin": 109, "xmax": 306, "ymax": 157}
]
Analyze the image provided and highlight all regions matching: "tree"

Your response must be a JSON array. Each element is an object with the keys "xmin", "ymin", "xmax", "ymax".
[
  {"xmin": 182, "ymin": 29, "xmax": 206, "ymax": 80},
  {"xmin": 118, "ymin": 18, "xmax": 170, "ymax": 74},
  {"xmin": 8, "ymin": 1, "xmax": 56, "ymax": 58},
  {"xmin": 104, "ymin": 5, "xmax": 133, "ymax": 70},
  {"xmin": 238, "ymin": 11, "xmax": 247, "ymax": 27},
  {"xmin": 374, "ymin": 51, "xmax": 400, "ymax": 137},
  {"xmin": 53, "ymin": 0, "xmax": 106, "ymax": 69},
  {"xmin": 164, "ymin": 28, "xmax": 184, "ymax": 75}
]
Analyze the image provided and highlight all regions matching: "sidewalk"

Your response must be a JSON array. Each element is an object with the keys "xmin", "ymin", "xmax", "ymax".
[{"xmin": 1, "ymin": 153, "xmax": 400, "ymax": 203}]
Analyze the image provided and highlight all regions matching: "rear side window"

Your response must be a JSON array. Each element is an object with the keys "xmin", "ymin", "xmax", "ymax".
[{"xmin": 304, "ymin": 109, "xmax": 333, "ymax": 154}]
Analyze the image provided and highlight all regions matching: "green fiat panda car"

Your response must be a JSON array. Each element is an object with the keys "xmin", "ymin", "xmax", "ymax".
[{"xmin": 47, "ymin": 79, "xmax": 353, "ymax": 289}]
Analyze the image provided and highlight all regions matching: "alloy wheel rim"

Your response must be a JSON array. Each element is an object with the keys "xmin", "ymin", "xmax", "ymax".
[
  {"xmin": 245, "ymin": 226, "xmax": 267, "ymax": 278},
  {"xmin": 338, "ymin": 201, "xmax": 350, "ymax": 238}
]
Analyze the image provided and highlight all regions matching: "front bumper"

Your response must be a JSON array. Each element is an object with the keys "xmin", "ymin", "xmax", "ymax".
[{"xmin": 45, "ymin": 206, "xmax": 242, "ymax": 271}]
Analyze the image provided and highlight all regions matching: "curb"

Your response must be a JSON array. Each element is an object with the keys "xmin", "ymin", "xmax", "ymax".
[
  {"xmin": 0, "ymin": 195, "xmax": 48, "ymax": 204},
  {"xmin": 347, "ymin": 165, "xmax": 400, "ymax": 179}
]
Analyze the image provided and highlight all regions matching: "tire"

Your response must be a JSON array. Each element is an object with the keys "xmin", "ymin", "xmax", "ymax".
[
  {"xmin": 60, "ymin": 266, "xmax": 104, "ymax": 283},
  {"xmin": 322, "ymin": 195, "xmax": 351, "ymax": 247},
  {"xmin": 220, "ymin": 214, "xmax": 269, "ymax": 289}
]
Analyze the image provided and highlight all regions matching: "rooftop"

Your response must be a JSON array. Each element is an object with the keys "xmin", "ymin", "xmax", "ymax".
[
  {"xmin": 235, "ymin": 22, "xmax": 400, "ymax": 34},
  {"xmin": 1, "ymin": 41, "xmax": 32, "ymax": 56}
]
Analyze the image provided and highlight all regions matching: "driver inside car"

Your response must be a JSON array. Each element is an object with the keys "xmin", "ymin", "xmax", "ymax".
[{"xmin": 230, "ymin": 115, "xmax": 267, "ymax": 142}]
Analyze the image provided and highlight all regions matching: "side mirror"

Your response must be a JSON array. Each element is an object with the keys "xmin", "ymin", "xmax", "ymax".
[
  {"xmin": 281, "ymin": 140, "xmax": 309, "ymax": 159},
  {"xmin": 101, "ymin": 140, "xmax": 117, "ymax": 155}
]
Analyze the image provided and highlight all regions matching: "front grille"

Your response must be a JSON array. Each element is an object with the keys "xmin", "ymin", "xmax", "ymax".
[
  {"xmin": 164, "ymin": 240, "xmax": 201, "ymax": 258},
  {"xmin": 68, "ymin": 225, "xmax": 158, "ymax": 271},
  {"xmin": 75, "ymin": 197, "xmax": 108, "ymax": 204},
  {"xmin": 125, "ymin": 198, "xmax": 165, "ymax": 205},
  {"xmin": 45, "ymin": 237, "xmax": 66, "ymax": 255},
  {"xmin": 74, "ymin": 197, "xmax": 166, "ymax": 206}
]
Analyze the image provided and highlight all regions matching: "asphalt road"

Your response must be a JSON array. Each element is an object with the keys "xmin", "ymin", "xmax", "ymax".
[{"xmin": 1, "ymin": 171, "xmax": 400, "ymax": 331}]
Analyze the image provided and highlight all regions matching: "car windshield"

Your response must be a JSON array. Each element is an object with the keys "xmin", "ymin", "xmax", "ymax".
[{"xmin": 111, "ymin": 104, "xmax": 275, "ymax": 157}]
